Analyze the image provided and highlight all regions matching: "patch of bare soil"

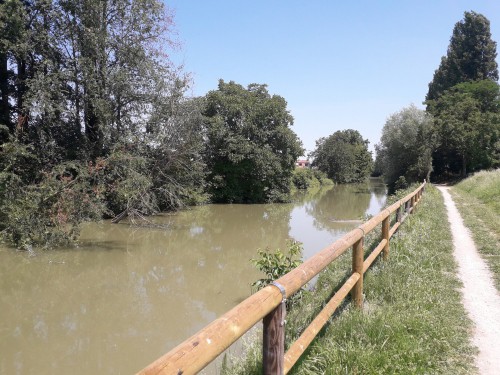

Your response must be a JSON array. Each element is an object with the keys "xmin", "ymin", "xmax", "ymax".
[{"xmin": 437, "ymin": 186, "xmax": 500, "ymax": 375}]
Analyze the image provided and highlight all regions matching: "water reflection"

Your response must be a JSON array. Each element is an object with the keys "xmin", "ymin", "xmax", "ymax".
[{"xmin": 0, "ymin": 179, "xmax": 386, "ymax": 374}]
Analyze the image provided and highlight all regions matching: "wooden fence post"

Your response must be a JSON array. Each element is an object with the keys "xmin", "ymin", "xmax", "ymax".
[
  {"xmin": 382, "ymin": 216, "xmax": 390, "ymax": 260},
  {"xmin": 351, "ymin": 237, "xmax": 364, "ymax": 308},
  {"xmin": 396, "ymin": 205, "xmax": 402, "ymax": 223},
  {"xmin": 263, "ymin": 297, "xmax": 286, "ymax": 374}
]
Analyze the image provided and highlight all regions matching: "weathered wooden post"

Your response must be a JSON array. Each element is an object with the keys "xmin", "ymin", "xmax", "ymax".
[
  {"xmin": 263, "ymin": 283, "xmax": 286, "ymax": 375},
  {"xmin": 382, "ymin": 215, "xmax": 390, "ymax": 260},
  {"xmin": 396, "ymin": 204, "xmax": 402, "ymax": 223},
  {"xmin": 351, "ymin": 236, "xmax": 364, "ymax": 308}
]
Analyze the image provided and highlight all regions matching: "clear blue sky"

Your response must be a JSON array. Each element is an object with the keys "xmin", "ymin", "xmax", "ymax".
[{"xmin": 168, "ymin": 1, "xmax": 500, "ymax": 156}]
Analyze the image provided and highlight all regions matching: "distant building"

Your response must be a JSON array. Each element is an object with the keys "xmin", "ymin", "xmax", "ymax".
[{"xmin": 295, "ymin": 159, "xmax": 310, "ymax": 168}]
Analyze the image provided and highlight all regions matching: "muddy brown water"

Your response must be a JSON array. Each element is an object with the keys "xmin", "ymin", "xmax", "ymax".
[{"xmin": 0, "ymin": 180, "xmax": 386, "ymax": 374}]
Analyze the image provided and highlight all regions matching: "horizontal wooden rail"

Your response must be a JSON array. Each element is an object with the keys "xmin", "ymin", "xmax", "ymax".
[
  {"xmin": 137, "ymin": 181, "xmax": 427, "ymax": 375},
  {"xmin": 283, "ymin": 272, "xmax": 360, "ymax": 373}
]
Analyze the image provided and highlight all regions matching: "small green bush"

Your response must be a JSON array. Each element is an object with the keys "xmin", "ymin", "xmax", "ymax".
[
  {"xmin": 292, "ymin": 168, "xmax": 333, "ymax": 190},
  {"xmin": 251, "ymin": 240, "xmax": 304, "ymax": 309}
]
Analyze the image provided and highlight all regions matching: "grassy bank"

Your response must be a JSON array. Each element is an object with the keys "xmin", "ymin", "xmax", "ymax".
[
  {"xmin": 450, "ymin": 169, "xmax": 500, "ymax": 291},
  {"xmin": 224, "ymin": 185, "xmax": 476, "ymax": 374}
]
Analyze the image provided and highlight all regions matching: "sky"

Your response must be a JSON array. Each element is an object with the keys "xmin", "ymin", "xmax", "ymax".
[{"xmin": 167, "ymin": 1, "xmax": 500, "ymax": 156}]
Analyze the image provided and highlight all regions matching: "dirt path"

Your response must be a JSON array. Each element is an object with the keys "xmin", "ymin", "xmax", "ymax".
[{"xmin": 437, "ymin": 186, "xmax": 500, "ymax": 374}]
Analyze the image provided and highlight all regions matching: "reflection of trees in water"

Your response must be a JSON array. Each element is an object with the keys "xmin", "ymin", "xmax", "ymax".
[
  {"xmin": 306, "ymin": 182, "xmax": 381, "ymax": 231},
  {"xmin": 291, "ymin": 185, "xmax": 333, "ymax": 204},
  {"xmin": 370, "ymin": 178, "xmax": 388, "ymax": 201}
]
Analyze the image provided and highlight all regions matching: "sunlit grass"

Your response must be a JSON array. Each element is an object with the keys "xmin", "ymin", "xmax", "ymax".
[
  {"xmin": 453, "ymin": 169, "xmax": 500, "ymax": 213},
  {"xmin": 223, "ymin": 186, "xmax": 477, "ymax": 374},
  {"xmin": 451, "ymin": 169, "xmax": 500, "ymax": 291}
]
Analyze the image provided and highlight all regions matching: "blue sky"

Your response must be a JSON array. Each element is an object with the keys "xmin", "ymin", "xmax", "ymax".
[{"xmin": 168, "ymin": 1, "xmax": 500, "ymax": 156}]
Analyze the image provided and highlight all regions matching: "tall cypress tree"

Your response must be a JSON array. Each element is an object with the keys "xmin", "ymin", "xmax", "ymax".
[{"xmin": 426, "ymin": 11, "xmax": 498, "ymax": 102}]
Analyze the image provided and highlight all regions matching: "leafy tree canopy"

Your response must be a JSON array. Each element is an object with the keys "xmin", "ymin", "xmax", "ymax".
[
  {"xmin": 311, "ymin": 129, "xmax": 373, "ymax": 184},
  {"xmin": 0, "ymin": 0, "xmax": 207, "ymax": 248},
  {"xmin": 203, "ymin": 80, "xmax": 303, "ymax": 203},
  {"xmin": 375, "ymin": 105, "xmax": 435, "ymax": 192},
  {"xmin": 426, "ymin": 11, "xmax": 498, "ymax": 103},
  {"xmin": 428, "ymin": 80, "xmax": 500, "ymax": 177}
]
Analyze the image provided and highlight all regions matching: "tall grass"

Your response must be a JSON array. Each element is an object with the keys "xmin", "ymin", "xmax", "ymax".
[
  {"xmin": 223, "ymin": 186, "xmax": 477, "ymax": 374},
  {"xmin": 453, "ymin": 169, "xmax": 500, "ymax": 214},
  {"xmin": 451, "ymin": 169, "xmax": 500, "ymax": 291}
]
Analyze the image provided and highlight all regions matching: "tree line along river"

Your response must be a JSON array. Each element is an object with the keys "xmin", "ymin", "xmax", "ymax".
[{"xmin": 0, "ymin": 179, "xmax": 386, "ymax": 374}]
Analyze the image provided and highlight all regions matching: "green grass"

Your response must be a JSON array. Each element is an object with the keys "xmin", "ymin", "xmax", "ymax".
[
  {"xmin": 451, "ymin": 169, "xmax": 500, "ymax": 291},
  {"xmin": 223, "ymin": 186, "xmax": 477, "ymax": 374}
]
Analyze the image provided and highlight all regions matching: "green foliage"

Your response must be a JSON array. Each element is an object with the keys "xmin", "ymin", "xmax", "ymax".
[
  {"xmin": 291, "ymin": 168, "xmax": 333, "ymax": 190},
  {"xmin": 0, "ymin": 0, "xmax": 210, "ymax": 247},
  {"xmin": 428, "ymin": 80, "xmax": 500, "ymax": 177},
  {"xmin": 311, "ymin": 129, "xmax": 373, "ymax": 184},
  {"xmin": 426, "ymin": 11, "xmax": 498, "ymax": 102},
  {"xmin": 251, "ymin": 240, "xmax": 305, "ymax": 309},
  {"xmin": 375, "ymin": 105, "xmax": 434, "ymax": 192},
  {"xmin": 393, "ymin": 176, "xmax": 408, "ymax": 191},
  {"xmin": 204, "ymin": 80, "xmax": 303, "ymax": 203},
  {"xmin": 251, "ymin": 240, "xmax": 303, "ymax": 291},
  {"xmin": 425, "ymin": 11, "xmax": 500, "ymax": 179},
  {"xmin": 0, "ymin": 143, "xmax": 107, "ymax": 248}
]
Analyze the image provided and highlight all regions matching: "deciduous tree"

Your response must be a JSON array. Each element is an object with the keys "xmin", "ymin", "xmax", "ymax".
[
  {"xmin": 375, "ymin": 105, "xmax": 434, "ymax": 191},
  {"xmin": 203, "ymin": 80, "xmax": 303, "ymax": 203},
  {"xmin": 428, "ymin": 80, "xmax": 500, "ymax": 177},
  {"xmin": 311, "ymin": 129, "xmax": 373, "ymax": 184}
]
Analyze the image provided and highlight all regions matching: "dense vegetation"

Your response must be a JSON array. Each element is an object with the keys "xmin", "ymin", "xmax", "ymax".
[
  {"xmin": 311, "ymin": 129, "xmax": 373, "ymax": 183},
  {"xmin": 376, "ymin": 11, "xmax": 500, "ymax": 189},
  {"xmin": 291, "ymin": 168, "xmax": 333, "ymax": 191},
  {"xmin": 0, "ymin": 0, "xmax": 209, "ymax": 248},
  {"xmin": 0, "ymin": 0, "xmax": 309, "ymax": 248},
  {"xmin": 375, "ymin": 105, "xmax": 434, "ymax": 192},
  {"xmin": 204, "ymin": 80, "xmax": 303, "ymax": 203}
]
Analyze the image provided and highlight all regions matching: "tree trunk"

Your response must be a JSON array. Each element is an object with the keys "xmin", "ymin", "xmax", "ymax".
[
  {"xmin": 15, "ymin": 57, "xmax": 29, "ymax": 136},
  {"xmin": 461, "ymin": 154, "xmax": 467, "ymax": 178},
  {"xmin": 0, "ymin": 51, "xmax": 11, "ymax": 135}
]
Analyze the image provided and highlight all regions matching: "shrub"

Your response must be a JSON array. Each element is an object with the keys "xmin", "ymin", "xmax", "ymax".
[{"xmin": 251, "ymin": 240, "xmax": 304, "ymax": 308}]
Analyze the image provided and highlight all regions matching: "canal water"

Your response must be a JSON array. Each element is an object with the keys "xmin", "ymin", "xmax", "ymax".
[{"xmin": 0, "ymin": 179, "xmax": 386, "ymax": 374}]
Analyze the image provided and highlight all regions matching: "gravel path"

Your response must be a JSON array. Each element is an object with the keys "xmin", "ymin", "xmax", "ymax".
[{"xmin": 437, "ymin": 186, "xmax": 500, "ymax": 375}]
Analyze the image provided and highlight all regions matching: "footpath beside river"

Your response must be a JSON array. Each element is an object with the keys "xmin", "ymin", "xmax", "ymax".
[{"xmin": 438, "ymin": 186, "xmax": 500, "ymax": 374}]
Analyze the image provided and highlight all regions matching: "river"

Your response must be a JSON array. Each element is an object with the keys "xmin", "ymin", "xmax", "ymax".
[{"xmin": 0, "ymin": 179, "xmax": 386, "ymax": 374}]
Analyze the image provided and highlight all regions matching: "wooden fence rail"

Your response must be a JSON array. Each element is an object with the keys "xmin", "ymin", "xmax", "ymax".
[{"xmin": 137, "ymin": 182, "xmax": 426, "ymax": 375}]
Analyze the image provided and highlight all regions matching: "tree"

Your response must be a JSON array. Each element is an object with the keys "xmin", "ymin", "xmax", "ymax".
[
  {"xmin": 375, "ymin": 105, "xmax": 434, "ymax": 191},
  {"xmin": 203, "ymin": 80, "xmax": 303, "ymax": 203},
  {"xmin": 426, "ymin": 11, "xmax": 498, "ymax": 102},
  {"xmin": 428, "ymin": 80, "xmax": 500, "ymax": 177},
  {"xmin": 0, "ymin": 0, "xmax": 208, "ymax": 246},
  {"xmin": 311, "ymin": 129, "xmax": 373, "ymax": 184}
]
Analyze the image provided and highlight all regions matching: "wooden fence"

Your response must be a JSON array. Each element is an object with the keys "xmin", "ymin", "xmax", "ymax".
[{"xmin": 137, "ymin": 182, "xmax": 426, "ymax": 375}]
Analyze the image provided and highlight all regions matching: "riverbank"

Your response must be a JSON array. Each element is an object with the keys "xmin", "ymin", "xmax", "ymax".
[{"xmin": 224, "ymin": 185, "xmax": 477, "ymax": 374}]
